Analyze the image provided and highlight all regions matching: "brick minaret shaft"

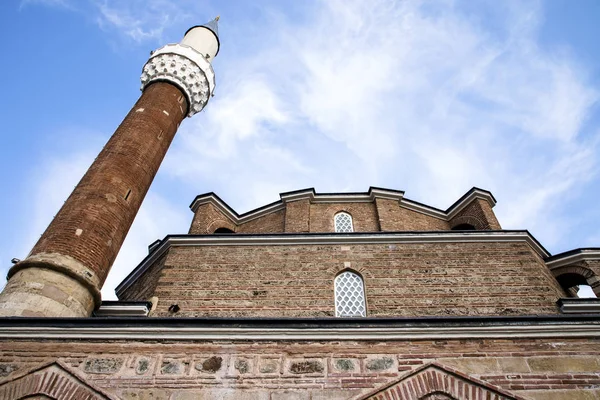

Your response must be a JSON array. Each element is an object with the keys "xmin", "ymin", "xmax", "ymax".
[{"xmin": 0, "ymin": 19, "xmax": 220, "ymax": 317}]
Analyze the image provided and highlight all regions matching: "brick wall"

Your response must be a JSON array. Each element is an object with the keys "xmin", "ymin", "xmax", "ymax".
[
  {"xmin": 552, "ymin": 259, "xmax": 600, "ymax": 297},
  {"xmin": 237, "ymin": 210, "xmax": 285, "ymax": 234},
  {"xmin": 189, "ymin": 203, "xmax": 236, "ymax": 234},
  {"xmin": 309, "ymin": 203, "xmax": 380, "ymax": 232},
  {"xmin": 1, "ymin": 337, "xmax": 599, "ymax": 399},
  {"xmin": 189, "ymin": 204, "xmax": 285, "ymax": 234},
  {"xmin": 377, "ymin": 198, "xmax": 449, "ymax": 231},
  {"xmin": 119, "ymin": 253, "xmax": 167, "ymax": 302},
  {"xmin": 450, "ymin": 199, "xmax": 501, "ymax": 230},
  {"xmin": 148, "ymin": 241, "xmax": 564, "ymax": 318},
  {"xmin": 285, "ymin": 200, "xmax": 310, "ymax": 233},
  {"xmin": 586, "ymin": 260, "xmax": 600, "ymax": 296},
  {"xmin": 188, "ymin": 197, "xmax": 502, "ymax": 235}
]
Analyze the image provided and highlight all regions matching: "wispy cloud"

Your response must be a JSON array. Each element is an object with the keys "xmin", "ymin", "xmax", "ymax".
[
  {"xmin": 167, "ymin": 0, "xmax": 598, "ymax": 253},
  {"xmin": 19, "ymin": 0, "xmax": 73, "ymax": 10},
  {"xmin": 21, "ymin": 0, "xmax": 205, "ymax": 44},
  {"xmin": 24, "ymin": 150, "xmax": 97, "ymax": 257},
  {"xmin": 1, "ymin": 134, "xmax": 188, "ymax": 300},
  {"xmin": 102, "ymin": 192, "xmax": 188, "ymax": 300},
  {"xmin": 89, "ymin": 0, "xmax": 220, "ymax": 44},
  {"xmin": 13, "ymin": 0, "xmax": 600, "ymax": 298},
  {"xmin": 92, "ymin": 0, "xmax": 186, "ymax": 43}
]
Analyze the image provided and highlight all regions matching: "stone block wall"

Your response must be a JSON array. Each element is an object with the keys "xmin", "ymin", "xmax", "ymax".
[
  {"xmin": 147, "ymin": 241, "xmax": 564, "ymax": 318},
  {"xmin": 1, "ymin": 337, "xmax": 599, "ymax": 399}
]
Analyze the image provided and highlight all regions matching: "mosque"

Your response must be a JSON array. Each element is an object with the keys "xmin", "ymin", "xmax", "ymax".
[{"xmin": 0, "ymin": 17, "xmax": 599, "ymax": 400}]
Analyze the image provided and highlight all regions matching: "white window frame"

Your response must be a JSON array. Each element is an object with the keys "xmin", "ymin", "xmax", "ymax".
[
  {"xmin": 334, "ymin": 270, "xmax": 366, "ymax": 317},
  {"xmin": 334, "ymin": 212, "xmax": 354, "ymax": 233}
]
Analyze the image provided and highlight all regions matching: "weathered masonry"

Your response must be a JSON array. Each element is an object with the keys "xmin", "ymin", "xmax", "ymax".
[
  {"xmin": 1, "ymin": 14, "xmax": 600, "ymax": 400},
  {"xmin": 1, "ymin": 186, "xmax": 600, "ymax": 399}
]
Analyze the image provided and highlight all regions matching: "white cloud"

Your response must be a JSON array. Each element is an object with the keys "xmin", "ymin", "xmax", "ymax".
[
  {"xmin": 102, "ymin": 192, "xmax": 188, "ymax": 300},
  {"xmin": 23, "ymin": 150, "xmax": 97, "ymax": 257},
  {"xmin": 22, "ymin": 0, "xmax": 208, "ymax": 44},
  {"xmin": 19, "ymin": 0, "xmax": 72, "ymax": 9},
  {"xmin": 92, "ymin": 0, "xmax": 178, "ymax": 43},
  {"xmin": 13, "ymin": 0, "xmax": 600, "ymax": 297},
  {"xmin": 181, "ymin": 78, "xmax": 290, "ymax": 160},
  {"xmin": 166, "ymin": 0, "xmax": 598, "ymax": 247},
  {"xmin": 0, "ymin": 135, "xmax": 188, "ymax": 300},
  {"xmin": 0, "ymin": 145, "xmax": 96, "ymax": 292},
  {"xmin": 88, "ymin": 0, "xmax": 221, "ymax": 44}
]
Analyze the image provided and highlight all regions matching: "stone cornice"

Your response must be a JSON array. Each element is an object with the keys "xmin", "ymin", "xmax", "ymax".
[
  {"xmin": 398, "ymin": 187, "xmax": 497, "ymax": 221},
  {"xmin": 558, "ymin": 298, "xmax": 600, "ymax": 313},
  {"xmin": 0, "ymin": 316, "xmax": 599, "ymax": 341},
  {"xmin": 399, "ymin": 200, "xmax": 447, "ymax": 219},
  {"xmin": 546, "ymin": 248, "xmax": 600, "ymax": 270},
  {"xmin": 189, "ymin": 193, "xmax": 285, "ymax": 225},
  {"xmin": 189, "ymin": 187, "xmax": 495, "ymax": 223},
  {"xmin": 115, "ymin": 230, "xmax": 549, "ymax": 297},
  {"xmin": 279, "ymin": 187, "xmax": 406, "ymax": 204},
  {"xmin": 445, "ymin": 187, "xmax": 497, "ymax": 219},
  {"xmin": 93, "ymin": 301, "xmax": 152, "ymax": 317}
]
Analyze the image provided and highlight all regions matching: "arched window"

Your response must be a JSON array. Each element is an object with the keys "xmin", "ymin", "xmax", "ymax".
[
  {"xmin": 556, "ymin": 272, "xmax": 598, "ymax": 298},
  {"xmin": 214, "ymin": 227, "xmax": 234, "ymax": 233},
  {"xmin": 334, "ymin": 212, "xmax": 353, "ymax": 232},
  {"xmin": 451, "ymin": 223, "xmax": 476, "ymax": 231},
  {"xmin": 334, "ymin": 271, "xmax": 366, "ymax": 317}
]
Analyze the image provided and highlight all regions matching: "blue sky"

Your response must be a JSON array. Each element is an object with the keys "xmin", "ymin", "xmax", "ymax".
[{"xmin": 0, "ymin": 0, "xmax": 599, "ymax": 299}]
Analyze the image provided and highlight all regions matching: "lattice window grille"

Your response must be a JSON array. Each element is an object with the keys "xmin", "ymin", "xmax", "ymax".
[
  {"xmin": 335, "ymin": 271, "xmax": 366, "ymax": 317},
  {"xmin": 335, "ymin": 212, "xmax": 353, "ymax": 232}
]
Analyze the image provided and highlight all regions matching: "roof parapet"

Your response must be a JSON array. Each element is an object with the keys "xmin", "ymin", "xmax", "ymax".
[{"xmin": 189, "ymin": 186, "xmax": 495, "ymax": 223}]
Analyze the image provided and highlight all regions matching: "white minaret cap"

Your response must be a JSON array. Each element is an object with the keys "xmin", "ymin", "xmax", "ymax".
[
  {"xmin": 140, "ymin": 17, "xmax": 220, "ymax": 117},
  {"xmin": 181, "ymin": 17, "xmax": 220, "ymax": 62}
]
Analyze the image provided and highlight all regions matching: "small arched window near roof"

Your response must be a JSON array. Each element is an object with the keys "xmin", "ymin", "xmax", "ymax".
[
  {"xmin": 451, "ymin": 223, "xmax": 476, "ymax": 231},
  {"xmin": 556, "ymin": 272, "xmax": 595, "ymax": 298},
  {"xmin": 214, "ymin": 227, "xmax": 234, "ymax": 234},
  {"xmin": 335, "ymin": 270, "xmax": 366, "ymax": 317},
  {"xmin": 334, "ymin": 212, "xmax": 353, "ymax": 233}
]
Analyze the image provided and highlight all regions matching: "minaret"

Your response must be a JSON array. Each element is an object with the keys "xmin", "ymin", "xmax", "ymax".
[{"xmin": 0, "ymin": 19, "xmax": 220, "ymax": 317}]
